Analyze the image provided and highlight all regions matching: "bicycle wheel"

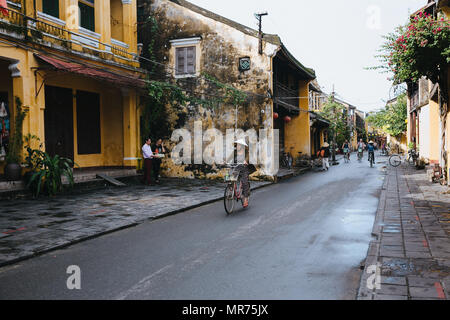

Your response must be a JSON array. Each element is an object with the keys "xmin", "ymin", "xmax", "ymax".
[
  {"xmin": 389, "ymin": 155, "xmax": 402, "ymax": 167},
  {"xmin": 224, "ymin": 183, "xmax": 235, "ymax": 215}
]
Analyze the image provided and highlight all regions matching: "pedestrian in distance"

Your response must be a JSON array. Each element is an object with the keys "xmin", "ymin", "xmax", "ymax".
[
  {"xmin": 142, "ymin": 137, "xmax": 155, "ymax": 185},
  {"xmin": 357, "ymin": 139, "xmax": 365, "ymax": 161},
  {"xmin": 319, "ymin": 142, "xmax": 331, "ymax": 171},
  {"xmin": 152, "ymin": 139, "xmax": 166, "ymax": 184}
]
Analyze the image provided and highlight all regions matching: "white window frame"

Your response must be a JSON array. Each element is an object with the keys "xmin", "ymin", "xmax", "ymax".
[{"xmin": 170, "ymin": 37, "xmax": 201, "ymax": 79}]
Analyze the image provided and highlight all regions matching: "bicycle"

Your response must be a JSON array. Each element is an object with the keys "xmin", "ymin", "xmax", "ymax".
[
  {"xmin": 224, "ymin": 164, "xmax": 248, "ymax": 215},
  {"xmin": 280, "ymin": 151, "xmax": 293, "ymax": 169},
  {"xmin": 357, "ymin": 148, "xmax": 363, "ymax": 162},
  {"xmin": 389, "ymin": 150, "xmax": 418, "ymax": 168},
  {"xmin": 343, "ymin": 149, "xmax": 350, "ymax": 163},
  {"xmin": 369, "ymin": 151, "xmax": 375, "ymax": 168},
  {"xmin": 408, "ymin": 149, "xmax": 419, "ymax": 166}
]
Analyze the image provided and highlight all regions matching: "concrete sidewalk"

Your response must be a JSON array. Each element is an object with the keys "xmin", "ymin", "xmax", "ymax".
[
  {"xmin": 358, "ymin": 161, "xmax": 450, "ymax": 300},
  {"xmin": 0, "ymin": 176, "xmax": 272, "ymax": 267}
]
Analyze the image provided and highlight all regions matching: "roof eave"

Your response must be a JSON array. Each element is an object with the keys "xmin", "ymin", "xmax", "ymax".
[{"xmin": 279, "ymin": 44, "xmax": 316, "ymax": 80}]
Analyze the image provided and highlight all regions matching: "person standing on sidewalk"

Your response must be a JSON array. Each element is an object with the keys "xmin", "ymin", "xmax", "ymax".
[
  {"xmin": 320, "ymin": 142, "xmax": 330, "ymax": 171},
  {"xmin": 152, "ymin": 139, "xmax": 166, "ymax": 184},
  {"xmin": 142, "ymin": 138, "xmax": 154, "ymax": 185}
]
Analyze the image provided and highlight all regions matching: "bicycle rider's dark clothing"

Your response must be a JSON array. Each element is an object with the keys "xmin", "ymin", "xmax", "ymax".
[
  {"xmin": 236, "ymin": 164, "xmax": 250, "ymax": 198},
  {"xmin": 320, "ymin": 147, "xmax": 330, "ymax": 158},
  {"xmin": 368, "ymin": 145, "xmax": 375, "ymax": 162}
]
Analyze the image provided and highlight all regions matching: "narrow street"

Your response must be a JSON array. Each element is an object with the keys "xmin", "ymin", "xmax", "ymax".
[{"xmin": 0, "ymin": 155, "xmax": 386, "ymax": 300}]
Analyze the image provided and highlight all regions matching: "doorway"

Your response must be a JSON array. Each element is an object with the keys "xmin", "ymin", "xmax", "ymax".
[{"xmin": 44, "ymin": 85, "xmax": 74, "ymax": 160}]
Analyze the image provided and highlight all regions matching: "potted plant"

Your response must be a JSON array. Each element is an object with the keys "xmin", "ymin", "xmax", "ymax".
[
  {"xmin": 4, "ymin": 97, "xmax": 27, "ymax": 181},
  {"xmin": 27, "ymin": 149, "xmax": 76, "ymax": 197},
  {"xmin": 416, "ymin": 157, "xmax": 426, "ymax": 170}
]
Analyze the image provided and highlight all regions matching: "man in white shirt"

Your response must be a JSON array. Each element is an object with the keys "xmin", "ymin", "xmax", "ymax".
[{"xmin": 142, "ymin": 138, "xmax": 154, "ymax": 185}]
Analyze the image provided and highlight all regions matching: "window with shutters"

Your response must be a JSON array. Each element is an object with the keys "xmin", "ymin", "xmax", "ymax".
[
  {"xmin": 175, "ymin": 46, "xmax": 196, "ymax": 76},
  {"xmin": 79, "ymin": 0, "xmax": 95, "ymax": 32},
  {"xmin": 43, "ymin": 0, "xmax": 60, "ymax": 18},
  {"xmin": 170, "ymin": 37, "xmax": 201, "ymax": 78}
]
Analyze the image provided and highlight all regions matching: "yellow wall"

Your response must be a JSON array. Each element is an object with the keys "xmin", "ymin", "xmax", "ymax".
[
  {"xmin": 111, "ymin": 0, "xmax": 124, "ymax": 42},
  {"xmin": 284, "ymin": 80, "xmax": 311, "ymax": 156},
  {"xmin": 31, "ymin": 0, "xmax": 138, "ymax": 63},
  {"xmin": 44, "ymin": 74, "xmax": 125, "ymax": 168},
  {"xmin": 0, "ymin": 44, "xmax": 140, "ymax": 173}
]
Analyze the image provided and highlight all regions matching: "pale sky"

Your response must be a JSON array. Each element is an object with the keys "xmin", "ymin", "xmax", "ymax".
[{"xmin": 187, "ymin": 0, "xmax": 426, "ymax": 112}]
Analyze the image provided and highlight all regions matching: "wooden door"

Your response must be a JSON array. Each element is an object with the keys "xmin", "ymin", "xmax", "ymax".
[{"xmin": 44, "ymin": 85, "xmax": 74, "ymax": 161}]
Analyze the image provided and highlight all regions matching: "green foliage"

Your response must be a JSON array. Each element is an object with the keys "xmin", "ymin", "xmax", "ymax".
[
  {"xmin": 372, "ymin": 10, "xmax": 449, "ymax": 86},
  {"xmin": 366, "ymin": 94, "xmax": 407, "ymax": 138},
  {"xmin": 27, "ymin": 150, "xmax": 75, "ymax": 197},
  {"xmin": 6, "ymin": 97, "xmax": 27, "ymax": 164},
  {"xmin": 23, "ymin": 134, "xmax": 43, "ymax": 171},
  {"xmin": 319, "ymin": 97, "xmax": 350, "ymax": 147}
]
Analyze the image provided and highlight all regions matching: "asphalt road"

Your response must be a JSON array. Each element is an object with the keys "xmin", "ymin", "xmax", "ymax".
[{"xmin": 0, "ymin": 154, "xmax": 386, "ymax": 300}]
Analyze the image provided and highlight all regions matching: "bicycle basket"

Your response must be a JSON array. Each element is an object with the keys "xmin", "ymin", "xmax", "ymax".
[{"xmin": 224, "ymin": 169, "xmax": 239, "ymax": 182}]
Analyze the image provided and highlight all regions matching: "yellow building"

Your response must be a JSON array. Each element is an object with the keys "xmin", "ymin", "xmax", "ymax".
[
  {"xmin": 272, "ymin": 46, "xmax": 316, "ymax": 160},
  {"xmin": 438, "ymin": 0, "xmax": 450, "ymax": 183},
  {"xmin": 0, "ymin": 0, "xmax": 145, "ymax": 176}
]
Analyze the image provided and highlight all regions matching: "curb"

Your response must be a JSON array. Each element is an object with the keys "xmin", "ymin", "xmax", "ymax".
[
  {"xmin": 0, "ymin": 180, "xmax": 275, "ymax": 268},
  {"xmin": 276, "ymin": 168, "xmax": 311, "ymax": 182},
  {"xmin": 356, "ymin": 166, "xmax": 389, "ymax": 300}
]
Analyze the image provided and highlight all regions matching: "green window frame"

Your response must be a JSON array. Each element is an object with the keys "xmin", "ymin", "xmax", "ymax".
[
  {"xmin": 43, "ymin": 0, "xmax": 59, "ymax": 18},
  {"xmin": 79, "ymin": 0, "xmax": 95, "ymax": 32}
]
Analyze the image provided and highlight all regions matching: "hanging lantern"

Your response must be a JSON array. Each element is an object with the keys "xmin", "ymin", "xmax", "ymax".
[
  {"xmin": 284, "ymin": 116, "xmax": 291, "ymax": 123},
  {"xmin": 273, "ymin": 112, "xmax": 279, "ymax": 119}
]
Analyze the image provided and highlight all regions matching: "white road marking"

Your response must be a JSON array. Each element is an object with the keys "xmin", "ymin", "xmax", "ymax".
[{"xmin": 115, "ymin": 264, "xmax": 174, "ymax": 300}]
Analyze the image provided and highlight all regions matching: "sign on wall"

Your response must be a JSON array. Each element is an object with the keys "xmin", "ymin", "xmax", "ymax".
[{"xmin": 239, "ymin": 57, "xmax": 251, "ymax": 71}]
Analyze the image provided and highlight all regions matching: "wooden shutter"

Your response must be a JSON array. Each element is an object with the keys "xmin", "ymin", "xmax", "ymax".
[
  {"xmin": 176, "ymin": 47, "xmax": 185, "ymax": 75},
  {"xmin": 186, "ymin": 46, "xmax": 196, "ymax": 74},
  {"xmin": 175, "ymin": 46, "xmax": 196, "ymax": 75}
]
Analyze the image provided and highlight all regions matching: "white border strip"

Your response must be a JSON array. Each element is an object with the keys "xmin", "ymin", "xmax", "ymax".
[
  {"xmin": 37, "ymin": 11, "xmax": 66, "ymax": 26},
  {"xmin": 111, "ymin": 38, "xmax": 129, "ymax": 49},
  {"xmin": 169, "ymin": 37, "xmax": 201, "ymax": 46}
]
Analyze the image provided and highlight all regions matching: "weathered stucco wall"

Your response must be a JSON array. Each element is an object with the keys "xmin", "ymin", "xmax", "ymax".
[{"xmin": 142, "ymin": 0, "xmax": 279, "ymax": 179}]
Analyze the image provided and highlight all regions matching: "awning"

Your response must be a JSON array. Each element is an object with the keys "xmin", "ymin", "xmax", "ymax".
[
  {"xmin": 274, "ymin": 98, "xmax": 300, "ymax": 115},
  {"xmin": 310, "ymin": 112, "xmax": 330, "ymax": 128},
  {"xmin": 35, "ymin": 54, "xmax": 146, "ymax": 89}
]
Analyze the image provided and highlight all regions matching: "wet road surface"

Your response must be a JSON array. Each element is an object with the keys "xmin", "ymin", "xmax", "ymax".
[{"xmin": 0, "ymin": 154, "xmax": 386, "ymax": 299}]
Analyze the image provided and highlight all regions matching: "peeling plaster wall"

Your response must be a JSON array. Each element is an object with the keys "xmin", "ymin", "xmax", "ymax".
[{"xmin": 142, "ymin": 0, "xmax": 279, "ymax": 180}]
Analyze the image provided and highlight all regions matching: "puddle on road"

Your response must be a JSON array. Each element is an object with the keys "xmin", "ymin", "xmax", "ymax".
[{"xmin": 382, "ymin": 259, "xmax": 450, "ymax": 277}]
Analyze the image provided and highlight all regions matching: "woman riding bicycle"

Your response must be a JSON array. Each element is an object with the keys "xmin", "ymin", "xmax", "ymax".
[
  {"xmin": 235, "ymin": 139, "xmax": 251, "ymax": 208},
  {"xmin": 342, "ymin": 140, "xmax": 350, "ymax": 161},
  {"xmin": 368, "ymin": 141, "xmax": 376, "ymax": 164}
]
